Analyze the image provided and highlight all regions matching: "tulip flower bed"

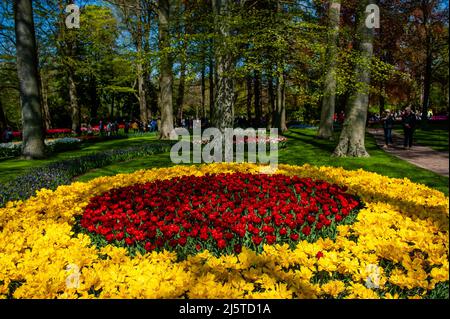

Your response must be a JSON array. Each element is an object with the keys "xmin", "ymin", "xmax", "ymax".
[
  {"xmin": 193, "ymin": 136, "xmax": 288, "ymax": 149},
  {"xmin": 12, "ymin": 128, "xmax": 73, "ymax": 140},
  {"xmin": 0, "ymin": 163, "xmax": 448, "ymax": 299},
  {"xmin": 79, "ymin": 173, "xmax": 362, "ymax": 257}
]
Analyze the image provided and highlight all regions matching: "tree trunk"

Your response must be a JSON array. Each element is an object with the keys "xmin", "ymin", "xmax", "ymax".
[
  {"xmin": 211, "ymin": 0, "xmax": 235, "ymax": 132},
  {"xmin": 14, "ymin": 0, "xmax": 45, "ymax": 159},
  {"xmin": 137, "ymin": 62, "xmax": 148, "ymax": 125},
  {"xmin": 274, "ymin": 1, "xmax": 287, "ymax": 133},
  {"xmin": 421, "ymin": 35, "xmax": 432, "ymax": 128},
  {"xmin": 0, "ymin": 98, "xmax": 6, "ymax": 132},
  {"xmin": 333, "ymin": 0, "xmax": 374, "ymax": 158},
  {"xmin": 379, "ymin": 82, "xmax": 385, "ymax": 116},
  {"xmin": 280, "ymin": 73, "xmax": 287, "ymax": 132},
  {"xmin": 209, "ymin": 52, "xmax": 214, "ymax": 121},
  {"xmin": 254, "ymin": 70, "xmax": 262, "ymax": 125},
  {"xmin": 40, "ymin": 72, "xmax": 51, "ymax": 130},
  {"xmin": 176, "ymin": 58, "xmax": 186, "ymax": 122},
  {"xmin": 68, "ymin": 68, "xmax": 80, "ymax": 134},
  {"xmin": 268, "ymin": 75, "xmax": 275, "ymax": 128},
  {"xmin": 246, "ymin": 75, "xmax": 253, "ymax": 123},
  {"xmin": 89, "ymin": 76, "xmax": 98, "ymax": 120},
  {"xmin": 61, "ymin": 0, "xmax": 81, "ymax": 135},
  {"xmin": 201, "ymin": 61, "xmax": 206, "ymax": 118},
  {"xmin": 136, "ymin": 2, "xmax": 148, "ymax": 126},
  {"xmin": 318, "ymin": 1, "xmax": 341, "ymax": 139},
  {"xmin": 158, "ymin": 0, "xmax": 174, "ymax": 139},
  {"xmin": 110, "ymin": 94, "xmax": 115, "ymax": 119},
  {"xmin": 275, "ymin": 72, "xmax": 288, "ymax": 132}
]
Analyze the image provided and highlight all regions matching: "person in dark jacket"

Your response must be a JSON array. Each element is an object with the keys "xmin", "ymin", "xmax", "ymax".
[
  {"xmin": 402, "ymin": 107, "xmax": 416, "ymax": 149},
  {"xmin": 381, "ymin": 110, "xmax": 394, "ymax": 148},
  {"xmin": 1, "ymin": 126, "xmax": 13, "ymax": 143}
]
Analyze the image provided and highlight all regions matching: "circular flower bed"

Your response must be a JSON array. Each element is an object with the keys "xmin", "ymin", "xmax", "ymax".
[
  {"xmin": 0, "ymin": 163, "xmax": 448, "ymax": 299},
  {"xmin": 80, "ymin": 174, "xmax": 362, "ymax": 255}
]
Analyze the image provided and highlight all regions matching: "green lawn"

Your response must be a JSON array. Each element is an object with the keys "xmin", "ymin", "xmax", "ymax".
[
  {"xmin": 75, "ymin": 129, "xmax": 449, "ymax": 195},
  {"xmin": 0, "ymin": 133, "xmax": 159, "ymax": 183}
]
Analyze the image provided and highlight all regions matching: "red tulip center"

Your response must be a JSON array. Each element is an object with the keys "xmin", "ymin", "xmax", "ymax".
[{"xmin": 80, "ymin": 173, "xmax": 362, "ymax": 255}]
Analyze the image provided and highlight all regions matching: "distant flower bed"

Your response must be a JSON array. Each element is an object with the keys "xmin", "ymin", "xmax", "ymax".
[
  {"xmin": 81, "ymin": 126, "xmax": 100, "ymax": 133},
  {"xmin": 192, "ymin": 136, "xmax": 288, "ymax": 149},
  {"xmin": 12, "ymin": 128, "xmax": 73, "ymax": 140},
  {"xmin": 431, "ymin": 116, "xmax": 449, "ymax": 121},
  {"xmin": 0, "ymin": 137, "xmax": 81, "ymax": 160},
  {"xmin": 288, "ymin": 124, "xmax": 318, "ymax": 129},
  {"xmin": 47, "ymin": 128, "xmax": 72, "ymax": 135},
  {"xmin": 78, "ymin": 134, "xmax": 127, "ymax": 143}
]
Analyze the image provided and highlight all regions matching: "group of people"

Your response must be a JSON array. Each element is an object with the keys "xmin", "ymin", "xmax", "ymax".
[
  {"xmin": 1, "ymin": 126, "xmax": 13, "ymax": 143},
  {"xmin": 125, "ymin": 119, "xmax": 160, "ymax": 134},
  {"xmin": 98, "ymin": 120, "xmax": 121, "ymax": 136},
  {"xmin": 381, "ymin": 107, "xmax": 417, "ymax": 150}
]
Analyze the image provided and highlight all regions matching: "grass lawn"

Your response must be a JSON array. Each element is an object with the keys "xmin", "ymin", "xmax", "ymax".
[
  {"xmin": 74, "ymin": 128, "xmax": 449, "ymax": 196},
  {"xmin": 0, "ymin": 133, "xmax": 160, "ymax": 183}
]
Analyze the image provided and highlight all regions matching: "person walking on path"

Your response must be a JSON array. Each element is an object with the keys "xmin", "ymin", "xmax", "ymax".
[
  {"xmin": 402, "ymin": 107, "xmax": 416, "ymax": 150},
  {"xmin": 381, "ymin": 109, "xmax": 394, "ymax": 148}
]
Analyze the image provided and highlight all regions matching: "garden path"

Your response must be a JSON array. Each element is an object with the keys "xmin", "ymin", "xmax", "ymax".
[{"xmin": 368, "ymin": 128, "xmax": 449, "ymax": 177}]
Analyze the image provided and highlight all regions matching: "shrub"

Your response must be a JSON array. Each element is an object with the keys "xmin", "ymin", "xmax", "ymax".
[
  {"xmin": 0, "ymin": 138, "xmax": 82, "ymax": 160},
  {"xmin": 0, "ymin": 143, "xmax": 22, "ymax": 160}
]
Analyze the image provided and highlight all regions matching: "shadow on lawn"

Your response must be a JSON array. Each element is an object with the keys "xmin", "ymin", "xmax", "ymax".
[{"xmin": 285, "ymin": 130, "xmax": 337, "ymax": 153}]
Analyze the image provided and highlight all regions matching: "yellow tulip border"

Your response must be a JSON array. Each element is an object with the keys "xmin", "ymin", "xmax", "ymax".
[{"xmin": 0, "ymin": 163, "xmax": 448, "ymax": 299}]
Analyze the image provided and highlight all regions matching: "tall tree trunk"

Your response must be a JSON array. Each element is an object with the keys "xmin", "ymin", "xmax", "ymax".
[
  {"xmin": 89, "ymin": 76, "xmax": 98, "ymax": 120},
  {"xmin": 268, "ymin": 75, "xmax": 275, "ymax": 128},
  {"xmin": 333, "ymin": 0, "xmax": 374, "ymax": 157},
  {"xmin": 0, "ymin": 98, "xmax": 6, "ymax": 132},
  {"xmin": 68, "ymin": 68, "xmax": 80, "ymax": 134},
  {"xmin": 14, "ymin": 0, "xmax": 45, "ymax": 159},
  {"xmin": 158, "ymin": 0, "xmax": 174, "ymax": 139},
  {"xmin": 209, "ymin": 52, "xmax": 214, "ymax": 121},
  {"xmin": 211, "ymin": 0, "xmax": 235, "ymax": 132},
  {"xmin": 110, "ymin": 94, "xmax": 115, "ymax": 119},
  {"xmin": 137, "ymin": 61, "xmax": 148, "ymax": 125},
  {"xmin": 275, "ymin": 72, "xmax": 288, "ymax": 132},
  {"xmin": 60, "ymin": 0, "xmax": 80, "ymax": 135},
  {"xmin": 201, "ymin": 60, "xmax": 206, "ymax": 118},
  {"xmin": 143, "ymin": 2, "xmax": 153, "ymax": 122},
  {"xmin": 176, "ymin": 59, "xmax": 186, "ymax": 122},
  {"xmin": 254, "ymin": 70, "xmax": 262, "ymax": 124},
  {"xmin": 318, "ymin": 1, "xmax": 341, "ymax": 139},
  {"xmin": 421, "ymin": 34, "xmax": 432, "ymax": 128},
  {"xmin": 274, "ymin": 1, "xmax": 287, "ymax": 133},
  {"xmin": 40, "ymin": 72, "xmax": 51, "ymax": 130},
  {"xmin": 246, "ymin": 75, "xmax": 253, "ymax": 123},
  {"xmin": 136, "ymin": 1, "xmax": 148, "ymax": 126},
  {"xmin": 176, "ymin": 5, "xmax": 188, "ymax": 122},
  {"xmin": 379, "ymin": 82, "xmax": 385, "ymax": 116},
  {"xmin": 280, "ymin": 73, "xmax": 287, "ymax": 132}
]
